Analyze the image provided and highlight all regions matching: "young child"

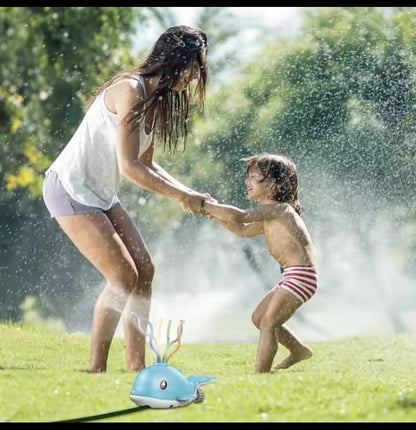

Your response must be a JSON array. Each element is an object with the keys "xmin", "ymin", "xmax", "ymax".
[{"xmin": 202, "ymin": 153, "xmax": 317, "ymax": 374}]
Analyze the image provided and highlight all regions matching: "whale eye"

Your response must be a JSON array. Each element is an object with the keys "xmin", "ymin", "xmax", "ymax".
[{"xmin": 159, "ymin": 379, "xmax": 168, "ymax": 391}]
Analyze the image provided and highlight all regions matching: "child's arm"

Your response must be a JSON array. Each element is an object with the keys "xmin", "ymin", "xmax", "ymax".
[
  {"xmin": 202, "ymin": 199, "xmax": 283, "ymax": 237},
  {"xmin": 215, "ymin": 218, "xmax": 264, "ymax": 237},
  {"xmin": 203, "ymin": 200, "xmax": 285, "ymax": 224}
]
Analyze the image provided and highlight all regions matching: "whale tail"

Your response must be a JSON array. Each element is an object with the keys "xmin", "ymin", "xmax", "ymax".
[{"xmin": 188, "ymin": 375, "xmax": 217, "ymax": 386}]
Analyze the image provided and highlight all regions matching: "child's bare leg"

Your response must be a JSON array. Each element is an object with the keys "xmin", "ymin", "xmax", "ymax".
[
  {"xmin": 255, "ymin": 325, "xmax": 278, "ymax": 373},
  {"xmin": 274, "ymin": 324, "xmax": 312, "ymax": 370},
  {"xmin": 255, "ymin": 289, "xmax": 301, "ymax": 373}
]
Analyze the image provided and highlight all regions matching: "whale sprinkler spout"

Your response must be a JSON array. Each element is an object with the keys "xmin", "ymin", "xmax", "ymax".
[{"xmin": 129, "ymin": 314, "xmax": 216, "ymax": 409}]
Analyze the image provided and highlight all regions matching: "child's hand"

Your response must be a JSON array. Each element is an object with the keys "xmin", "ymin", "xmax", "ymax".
[
  {"xmin": 201, "ymin": 193, "xmax": 217, "ymax": 219},
  {"xmin": 203, "ymin": 193, "xmax": 217, "ymax": 204}
]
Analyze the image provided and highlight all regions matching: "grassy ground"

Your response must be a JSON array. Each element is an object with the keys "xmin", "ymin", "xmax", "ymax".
[{"xmin": 0, "ymin": 321, "xmax": 415, "ymax": 422}]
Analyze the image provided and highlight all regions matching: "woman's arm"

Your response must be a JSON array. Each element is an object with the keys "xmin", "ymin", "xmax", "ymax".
[
  {"xmin": 139, "ymin": 144, "xmax": 194, "ymax": 193},
  {"xmin": 114, "ymin": 81, "xmax": 205, "ymax": 213}
]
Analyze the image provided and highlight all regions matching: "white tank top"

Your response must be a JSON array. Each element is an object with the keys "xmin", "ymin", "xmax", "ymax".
[{"xmin": 47, "ymin": 76, "xmax": 153, "ymax": 210}]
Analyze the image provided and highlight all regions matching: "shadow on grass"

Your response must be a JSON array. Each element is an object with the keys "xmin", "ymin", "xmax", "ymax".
[{"xmin": 54, "ymin": 405, "xmax": 149, "ymax": 422}]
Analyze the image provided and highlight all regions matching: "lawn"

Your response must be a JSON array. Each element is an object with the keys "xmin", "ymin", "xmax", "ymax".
[{"xmin": 0, "ymin": 322, "xmax": 415, "ymax": 422}]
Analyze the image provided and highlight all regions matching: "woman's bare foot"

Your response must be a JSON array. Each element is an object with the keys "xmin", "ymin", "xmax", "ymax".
[
  {"xmin": 127, "ymin": 365, "xmax": 146, "ymax": 373},
  {"xmin": 88, "ymin": 367, "xmax": 106, "ymax": 373},
  {"xmin": 274, "ymin": 345, "xmax": 313, "ymax": 370}
]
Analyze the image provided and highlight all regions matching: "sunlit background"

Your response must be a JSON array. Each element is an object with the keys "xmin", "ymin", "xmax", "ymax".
[{"xmin": 0, "ymin": 7, "xmax": 415, "ymax": 347}]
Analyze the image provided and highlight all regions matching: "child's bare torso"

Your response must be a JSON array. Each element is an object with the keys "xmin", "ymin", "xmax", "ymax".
[{"xmin": 263, "ymin": 208, "xmax": 316, "ymax": 269}]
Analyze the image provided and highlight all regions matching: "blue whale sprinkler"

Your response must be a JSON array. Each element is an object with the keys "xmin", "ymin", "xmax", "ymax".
[{"xmin": 129, "ymin": 314, "xmax": 216, "ymax": 409}]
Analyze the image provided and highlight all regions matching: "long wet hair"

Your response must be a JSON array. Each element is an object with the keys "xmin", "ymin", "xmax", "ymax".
[
  {"xmin": 86, "ymin": 25, "xmax": 208, "ymax": 153},
  {"xmin": 242, "ymin": 153, "xmax": 302, "ymax": 215}
]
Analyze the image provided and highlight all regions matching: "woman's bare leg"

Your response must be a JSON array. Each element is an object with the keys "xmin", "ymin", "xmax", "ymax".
[
  {"xmin": 105, "ymin": 206, "xmax": 154, "ymax": 372},
  {"xmin": 56, "ymin": 211, "xmax": 145, "ymax": 372}
]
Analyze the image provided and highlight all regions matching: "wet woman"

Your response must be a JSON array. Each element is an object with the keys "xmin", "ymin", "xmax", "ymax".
[{"xmin": 42, "ymin": 25, "xmax": 209, "ymax": 372}]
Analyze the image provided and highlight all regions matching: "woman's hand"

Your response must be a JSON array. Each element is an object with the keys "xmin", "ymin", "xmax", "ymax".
[
  {"xmin": 179, "ymin": 191, "xmax": 207, "ymax": 214},
  {"xmin": 201, "ymin": 193, "xmax": 218, "ymax": 219}
]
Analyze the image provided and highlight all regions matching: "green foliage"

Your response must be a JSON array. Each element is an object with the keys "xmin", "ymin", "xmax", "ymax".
[
  {"xmin": 0, "ymin": 6, "xmax": 148, "ymax": 322},
  {"xmin": 19, "ymin": 295, "xmax": 66, "ymax": 331},
  {"xmin": 0, "ymin": 6, "xmax": 142, "ymax": 197},
  {"xmin": 193, "ymin": 7, "xmax": 242, "ymax": 81},
  {"xmin": 1, "ymin": 322, "xmax": 415, "ymax": 422},
  {"xmin": 195, "ymin": 7, "xmax": 416, "ymax": 209}
]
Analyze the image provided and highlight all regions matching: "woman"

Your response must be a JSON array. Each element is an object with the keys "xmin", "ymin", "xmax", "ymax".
[{"xmin": 42, "ymin": 25, "xmax": 209, "ymax": 372}]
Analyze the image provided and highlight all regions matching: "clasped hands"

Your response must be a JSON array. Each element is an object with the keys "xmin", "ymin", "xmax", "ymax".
[{"xmin": 179, "ymin": 191, "xmax": 217, "ymax": 217}]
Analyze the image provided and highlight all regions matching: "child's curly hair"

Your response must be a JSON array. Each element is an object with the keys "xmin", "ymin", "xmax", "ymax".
[{"xmin": 242, "ymin": 153, "xmax": 302, "ymax": 215}]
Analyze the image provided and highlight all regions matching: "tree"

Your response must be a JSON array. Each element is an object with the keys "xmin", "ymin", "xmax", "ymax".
[{"xmin": 192, "ymin": 7, "xmax": 416, "ymax": 208}]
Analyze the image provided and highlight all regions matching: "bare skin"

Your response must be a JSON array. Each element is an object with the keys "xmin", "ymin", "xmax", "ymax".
[
  {"xmin": 107, "ymin": 72, "xmax": 207, "ymax": 216},
  {"xmin": 203, "ymin": 164, "xmax": 316, "ymax": 373},
  {"xmin": 56, "ymin": 205, "xmax": 153, "ymax": 372},
  {"xmin": 252, "ymin": 287, "xmax": 313, "ymax": 372}
]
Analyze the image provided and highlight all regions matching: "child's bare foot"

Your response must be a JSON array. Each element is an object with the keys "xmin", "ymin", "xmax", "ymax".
[{"xmin": 274, "ymin": 346, "xmax": 313, "ymax": 370}]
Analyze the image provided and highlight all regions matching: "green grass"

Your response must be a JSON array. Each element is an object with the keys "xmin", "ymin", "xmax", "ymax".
[{"xmin": 1, "ymin": 321, "xmax": 415, "ymax": 422}]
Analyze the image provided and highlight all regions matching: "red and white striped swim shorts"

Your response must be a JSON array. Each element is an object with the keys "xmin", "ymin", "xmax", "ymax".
[{"xmin": 276, "ymin": 266, "xmax": 318, "ymax": 303}]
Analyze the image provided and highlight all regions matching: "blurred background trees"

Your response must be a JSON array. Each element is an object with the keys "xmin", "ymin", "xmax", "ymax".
[{"xmin": 0, "ymin": 6, "xmax": 143, "ymax": 321}]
